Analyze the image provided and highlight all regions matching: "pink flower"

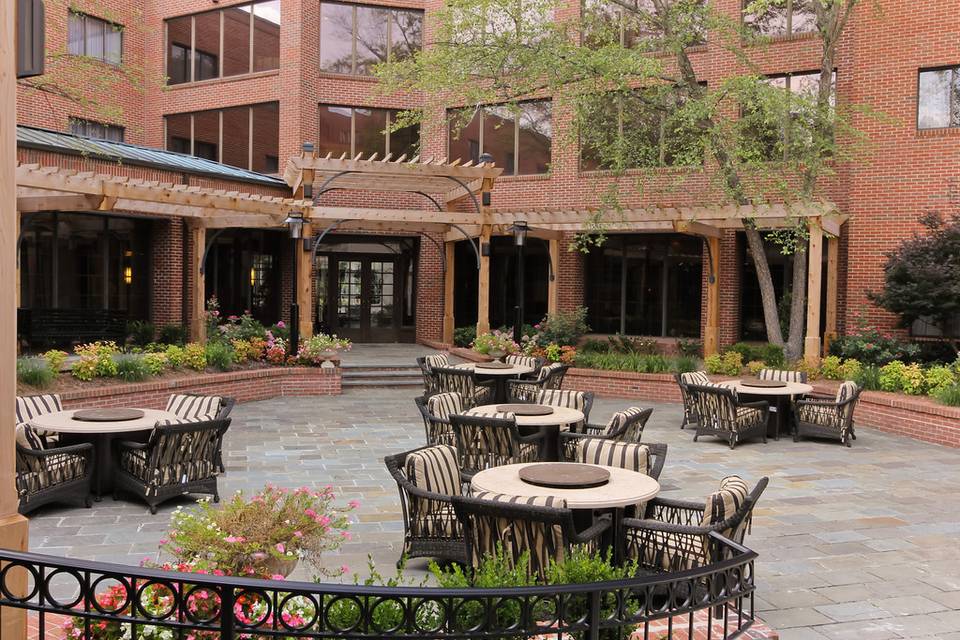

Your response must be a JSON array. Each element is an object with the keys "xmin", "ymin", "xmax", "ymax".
[
  {"xmin": 304, "ymin": 508, "xmax": 317, "ymax": 518},
  {"xmin": 224, "ymin": 536, "xmax": 245, "ymax": 543},
  {"xmin": 341, "ymin": 531, "xmax": 352, "ymax": 540},
  {"xmin": 340, "ymin": 564, "xmax": 350, "ymax": 574},
  {"xmin": 348, "ymin": 500, "xmax": 360, "ymax": 509},
  {"xmin": 271, "ymin": 574, "xmax": 285, "ymax": 581},
  {"xmin": 293, "ymin": 531, "xmax": 303, "ymax": 538},
  {"xmin": 276, "ymin": 321, "xmax": 286, "ymax": 328},
  {"xmin": 276, "ymin": 543, "xmax": 285, "ymax": 553}
]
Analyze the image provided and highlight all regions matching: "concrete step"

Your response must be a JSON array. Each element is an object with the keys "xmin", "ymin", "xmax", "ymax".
[
  {"xmin": 342, "ymin": 377, "xmax": 424, "ymax": 387},
  {"xmin": 342, "ymin": 370, "xmax": 422, "ymax": 379}
]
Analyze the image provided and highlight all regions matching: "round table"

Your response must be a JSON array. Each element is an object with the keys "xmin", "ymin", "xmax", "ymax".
[
  {"xmin": 455, "ymin": 362, "xmax": 534, "ymax": 403},
  {"xmin": 718, "ymin": 379, "xmax": 813, "ymax": 440},
  {"xmin": 467, "ymin": 404, "xmax": 584, "ymax": 461},
  {"xmin": 30, "ymin": 409, "xmax": 180, "ymax": 499}
]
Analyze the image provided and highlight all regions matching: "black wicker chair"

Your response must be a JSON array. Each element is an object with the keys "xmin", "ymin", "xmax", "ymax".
[
  {"xmin": 114, "ymin": 418, "xmax": 228, "ymax": 514},
  {"xmin": 558, "ymin": 407, "xmax": 653, "ymax": 461},
  {"xmin": 534, "ymin": 389, "xmax": 594, "ymax": 428},
  {"xmin": 416, "ymin": 354, "xmax": 450, "ymax": 394},
  {"xmin": 688, "ymin": 385, "xmax": 768, "ymax": 449},
  {"xmin": 15, "ymin": 424, "xmax": 93, "ymax": 514},
  {"xmin": 793, "ymin": 381, "xmax": 861, "ymax": 446},
  {"xmin": 384, "ymin": 445, "xmax": 468, "ymax": 565},
  {"xmin": 450, "ymin": 413, "xmax": 546, "ymax": 480},
  {"xmin": 165, "ymin": 394, "xmax": 236, "ymax": 472},
  {"xmin": 414, "ymin": 392, "xmax": 463, "ymax": 447},
  {"xmin": 505, "ymin": 354, "xmax": 544, "ymax": 378},
  {"xmin": 624, "ymin": 475, "xmax": 768, "ymax": 574},
  {"xmin": 453, "ymin": 493, "xmax": 611, "ymax": 579},
  {"xmin": 507, "ymin": 363, "xmax": 569, "ymax": 403},
  {"xmin": 675, "ymin": 371, "xmax": 710, "ymax": 430},
  {"xmin": 433, "ymin": 366, "xmax": 495, "ymax": 409},
  {"xmin": 16, "ymin": 393, "xmax": 64, "ymax": 447}
]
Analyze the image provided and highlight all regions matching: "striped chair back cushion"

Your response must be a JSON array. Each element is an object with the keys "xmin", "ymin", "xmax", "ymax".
[
  {"xmin": 836, "ymin": 381, "xmax": 860, "ymax": 427},
  {"xmin": 690, "ymin": 386, "xmax": 738, "ymax": 428},
  {"xmin": 603, "ymin": 407, "xmax": 647, "ymax": 438},
  {"xmin": 427, "ymin": 393, "xmax": 464, "ymax": 420},
  {"xmin": 836, "ymin": 380, "xmax": 858, "ymax": 403},
  {"xmin": 16, "ymin": 394, "xmax": 62, "ymax": 423},
  {"xmin": 576, "ymin": 439, "xmax": 649, "ymax": 475},
  {"xmin": 424, "ymin": 354, "xmax": 450, "ymax": 369},
  {"xmin": 15, "ymin": 423, "xmax": 45, "ymax": 451},
  {"xmin": 454, "ymin": 415, "xmax": 519, "ymax": 471},
  {"xmin": 506, "ymin": 354, "xmax": 539, "ymax": 369},
  {"xmin": 405, "ymin": 445, "xmax": 461, "ymax": 497},
  {"xmin": 679, "ymin": 371, "xmax": 710, "ymax": 387},
  {"xmin": 467, "ymin": 492, "xmax": 568, "ymax": 575},
  {"xmin": 535, "ymin": 389, "xmax": 585, "ymax": 412},
  {"xmin": 536, "ymin": 362, "xmax": 564, "ymax": 381},
  {"xmin": 759, "ymin": 369, "xmax": 806, "ymax": 383},
  {"xmin": 701, "ymin": 475, "xmax": 750, "ymax": 532},
  {"xmin": 166, "ymin": 394, "xmax": 223, "ymax": 420}
]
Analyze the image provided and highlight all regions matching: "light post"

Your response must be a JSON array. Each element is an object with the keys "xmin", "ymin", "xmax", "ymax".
[
  {"xmin": 283, "ymin": 210, "xmax": 305, "ymax": 356},
  {"xmin": 511, "ymin": 220, "xmax": 528, "ymax": 344}
]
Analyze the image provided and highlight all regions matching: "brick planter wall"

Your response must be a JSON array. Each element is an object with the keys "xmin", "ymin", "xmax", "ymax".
[
  {"xmin": 562, "ymin": 368, "xmax": 960, "ymax": 449},
  {"xmin": 57, "ymin": 366, "xmax": 341, "ymax": 411}
]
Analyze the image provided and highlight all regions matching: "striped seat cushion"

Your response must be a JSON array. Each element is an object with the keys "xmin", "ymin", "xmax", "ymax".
[
  {"xmin": 166, "ymin": 394, "xmax": 222, "ymax": 421},
  {"xmin": 424, "ymin": 354, "xmax": 450, "ymax": 369},
  {"xmin": 405, "ymin": 445, "xmax": 461, "ymax": 497},
  {"xmin": 17, "ymin": 451, "xmax": 87, "ymax": 497},
  {"xmin": 120, "ymin": 448, "xmax": 215, "ymax": 497},
  {"xmin": 576, "ymin": 440, "xmax": 650, "ymax": 475},
  {"xmin": 471, "ymin": 491, "xmax": 567, "ymax": 509},
  {"xmin": 701, "ymin": 475, "xmax": 749, "ymax": 529},
  {"xmin": 602, "ymin": 407, "xmax": 647, "ymax": 438},
  {"xmin": 467, "ymin": 492, "xmax": 569, "ymax": 575},
  {"xmin": 734, "ymin": 406, "xmax": 764, "ymax": 429},
  {"xmin": 679, "ymin": 371, "xmax": 710, "ymax": 386},
  {"xmin": 465, "ymin": 409, "xmax": 515, "ymax": 420},
  {"xmin": 427, "ymin": 393, "xmax": 464, "ymax": 420}
]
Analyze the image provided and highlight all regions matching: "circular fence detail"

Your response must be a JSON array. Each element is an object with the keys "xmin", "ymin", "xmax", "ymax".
[
  {"xmin": 412, "ymin": 598, "xmax": 447, "ymax": 634},
  {"xmin": 183, "ymin": 584, "xmax": 222, "ymax": 624},
  {"xmin": 135, "ymin": 580, "xmax": 179, "ymax": 620},
  {"xmin": 324, "ymin": 594, "xmax": 363, "ymax": 632},
  {"xmin": 369, "ymin": 596, "xmax": 410, "ymax": 633},
  {"xmin": 278, "ymin": 592, "xmax": 319, "ymax": 631},
  {"xmin": 89, "ymin": 575, "xmax": 132, "ymax": 616},
  {"xmin": 0, "ymin": 561, "xmax": 40, "ymax": 604},
  {"xmin": 233, "ymin": 588, "xmax": 273, "ymax": 628},
  {"xmin": 42, "ymin": 569, "xmax": 83, "ymax": 609}
]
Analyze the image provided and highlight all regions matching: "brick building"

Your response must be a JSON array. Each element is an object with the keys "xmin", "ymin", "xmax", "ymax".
[{"xmin": 14, "ymin": 0, "xmax": 960, "ymax": 350}]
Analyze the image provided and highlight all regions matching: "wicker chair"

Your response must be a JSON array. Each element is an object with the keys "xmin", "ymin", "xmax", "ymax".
[
  {"xmin": 507, "ymin": 363, "xmax": 570, "ymax": 403},
  {"xmin": 688, "ymin": 385, "xmax": 768, "ymax": 449},
  {"xmin": 558, "ymin": 407, "xmax": 653, "ymax": 461},
  {"xmin": 575, "ymin": 440, "xmax": 668, "ymax": 481},
  {"xmin": 453, "ymin": 493, "xmax": 611, "ymax": 579},
  {"xmin": 114, "ymin": 418, "xmax": 228, "ymax": 513},
  {"xmin": 675, "ymin": 372, "xmax": 710, "ymax": 430},
  {"xmin": 165, "ymin": 394, "xmax": 235, "ymax": 472},
  {"xmin": 450, "ymin": 413, "xmax": 546, "ymax": 480},
  {"xmin": 535, "ymin": 389, "xmax": 594, "ymax": 431},
  {"xmin": 624, "ymin": 475, "xmax": 768, "ymax": 574},
  {"xmin": 15, "ymin": 423, "xmax": 93, "ymax": 514},
  {"xmin": 384, "ymin": 445, "xmax": 468, "ymax": 565},
  {"xmin": 16, "ymin": 393, "xmax": 64, "ymax": 447},
  {"xmin": 793, "ymin": 381, "xmax": 861, "ymax": 446},
  {"xmin": 759, "ymin": 368, "xmax": 808, "ymax": 383},
  {"xmin": 414, "ymin": 392, "xmax": 463, "ymax": 447},
  {"xmin": 433, "ymin": 366, "xmax": 494, "ymax": 409},
  {"xmin": 505, "ymin": 354, "xmax": 544, "ymax": 378},
  {"xmin": 416, "ymin": 353, "xmax": 450, "ymax": 394}
]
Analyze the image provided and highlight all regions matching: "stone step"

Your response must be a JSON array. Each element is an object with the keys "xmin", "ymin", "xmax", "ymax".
[
  {"xmin": 342, "ymin": 369, "xmax": 422, "ymax": 379},
  {"xmin": 342, "ymin": 377, "xmax": 423, "ymax": 387}
]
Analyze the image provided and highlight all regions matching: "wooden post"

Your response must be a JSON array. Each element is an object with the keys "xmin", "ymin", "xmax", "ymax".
[
  {"xmin": 703, "ymin": 236, "xmax": 721, "ymax": 356},
  {"xmin": 443, "ymin": 241, "xmax": 455, "ymax": 344},
  {"xmin": 477, "ymin": 224, "xmax": 491, "ymax": 335},
  {"xmin": 804, "ymin": 221, "xmax": 824, "ymax": 364},
  {"xmin": 547, "ymin": 238, "xmax": 559, "ymax": 315},
  {"xmin": 2, "ymin": 0, "xmax": 32, "ymax": 636},
  {"xmin": 297, "ymin": 223, "xmax": 313, "ymax": 340},
  {"xmin": 188, "ymin": 221, "xmax": 207, "ymax": 343},
  {"xmin": 823, "ymin": 235, "xmax": 839, "ymax": 354}
]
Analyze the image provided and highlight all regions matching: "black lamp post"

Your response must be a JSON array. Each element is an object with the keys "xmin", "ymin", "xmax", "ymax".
[
  {"xmin": 283, "ymin": 210, "xmax": 305, "ymax": 356},
  {"xmin": 511, "ymin": 220, "xmax": 529, "ymax": 344}
]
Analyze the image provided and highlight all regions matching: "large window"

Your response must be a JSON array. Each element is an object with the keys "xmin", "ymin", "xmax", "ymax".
[
  {"xmin": 166, "ymin": 0, "xmax": 280, "ymax": 85},
  {"xmin": 318, "ymin": 105, "xmax": 420, "ymax": 159},
  {"xmin": 69, "ymin": 118, "xmax": 125, "ymax": 142},
  {"xmin": 448, "ymin": 101, "xmax": 552, "ymax": 176},
  {"xmin": 165, "ymin": 102, "xmax": 280, "ymax": 173},
  {"xmin": 68, "ymin": 12, "xmax": 122, "ymax": 65},
  {"xmin": 743, "ymin": 0, "xmax": 816, "ymax": 38},
  {"xmin": 582, "ymin": 0, "xmax": 705, "ymax": 49},
  {"xmin": 320, "ymin": 2, "xmax": 423, "ymax": 76},
  {"xmin": 584, "ymin": 234, "xmax": 703, "ymax": 338},
  {"xmin": 918, "ymin": 67, "xmax": 960, "ymax": 130}
]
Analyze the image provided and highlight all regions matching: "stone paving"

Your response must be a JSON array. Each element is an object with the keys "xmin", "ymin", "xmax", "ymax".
[{"xmin": 26, "ymin": 387, "xmax": 960, "ymax": 639}]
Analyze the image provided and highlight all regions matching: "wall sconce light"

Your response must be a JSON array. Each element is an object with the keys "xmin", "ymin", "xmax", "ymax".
[
  {"xmin": 250, "ymin": 267, "xmax": 256, "ymax": 287},
  {"xmin": 123, "ymin": 266, "xmax": 133, "ymax": 285}
]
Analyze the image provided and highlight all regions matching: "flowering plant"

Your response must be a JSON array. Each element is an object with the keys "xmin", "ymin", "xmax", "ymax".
[
  {"xmin": 296, "ymin": 334, "xmax": 352, "ymax": 365},
  {"xmin": 72, "ymin": 341, "xmax": 121, "ymax": 380},
  {"xmin": 265, "ymin": 335, "xmax": 288, "ymax": 365},
  {"xmin": 161, "ymin": 486, "xmax": 356, "ymax": 579},
  {"xmin": 204, "ymin": 296, "xmax": 221, "ymax": 340},
  {"xmin": 472, "ymin": 330, "xmax": 519, "ymax": 356}
]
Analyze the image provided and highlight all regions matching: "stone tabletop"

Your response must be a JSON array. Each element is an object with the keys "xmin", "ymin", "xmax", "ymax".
[
  {"xmin": 719, "ymin": 379, "xmax": 814, "ymax": 396},
  {"xmin": 29, "ymin": 409, "xmax": 180, "ymax": 434},
  {"xmin": 454, "ymin": 362, "xmax": 534, "ymax": 377},
  {"xmin": 467, "ymin": 404, "xmax": 584, "ymax": 427}
]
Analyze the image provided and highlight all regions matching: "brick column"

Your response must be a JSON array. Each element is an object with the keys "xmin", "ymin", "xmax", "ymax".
[
  {"xmin": 150, "ymin": 218, "xmax": 185, "ymax": 328},
  {"xmin": 417, "ymin": 232, "xmax": 445, "ymax": 343},
  {"xmin": 557, "ymin": 232, "xmax": 585, "ymax": 313}
]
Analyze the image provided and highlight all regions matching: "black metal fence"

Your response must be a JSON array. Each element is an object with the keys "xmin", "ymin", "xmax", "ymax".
[{"xmin": 0, "ymin": 534, "xmax": 757, "ymax": 639}]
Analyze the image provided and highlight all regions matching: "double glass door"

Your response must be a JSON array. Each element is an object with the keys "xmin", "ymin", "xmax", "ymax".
[{"xmin": 330, "ymin": 257, "xmax": 399, "ymax": 342}]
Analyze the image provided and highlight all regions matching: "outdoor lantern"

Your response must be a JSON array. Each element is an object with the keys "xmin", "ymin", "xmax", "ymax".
[
  {"xmin": 250, "ymin": 267, "xmax": 256, "ymax": 287},
  {"xmin": 511, "ymin": 220, "xmax": 528, "ymax": 247},
  {"xmin": 284, "ymin": 211, "xmax": 305, "ymax": 239},
  {"xmin": 123, "ymin": 266, "xmax": 133, "ymax": 285}
]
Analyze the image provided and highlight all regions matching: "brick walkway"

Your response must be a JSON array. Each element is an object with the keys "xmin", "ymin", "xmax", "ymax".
[{"xmin": 25, "ymin": 388, "xmax": 960, "ymax": 639}]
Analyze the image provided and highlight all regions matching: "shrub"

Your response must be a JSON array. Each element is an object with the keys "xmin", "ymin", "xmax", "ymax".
[
  {"xmin": 878, "ymin": 360, "xmax": 925, "ymax": 394},
  {"xmin": 17, "ymin": 357, "xmax": 55, "ymax": 388},
  {"xmin": 840, "ymin": 358, "xmax": 862, "ymax": 381},
  {"xmin": 791, "ymin": 359, "xmax": 821, "ymax": 381},
  {"xmin": 472, "ymin": 330, "xmax": 519, "ymax": 356},
  {"xmin": 218, "ymin": 312, "xmax": 268, "ymax": 343},
  {"xmin": 829, "ymin": 314, "xmax": 921, "ymax": 366},
  {"xmin": 205, "ymin": 341, "xmax": 235, "ymax": 371},
  {"xmin": 71, "ymin": 358, "xmax": 97, "ymax": 381},
  {"xmin": 677, "ymin": 339, "xmax": 702, "ymax": 358},
  {"xmin": 115, "ymin": 354, "xmax": 150, "ymax": 382},
  {"xmin": 248, "ymin": 337, "xmax": 267, "ymax": 361},
  {"xmin": 673, "ymin": 355, "xmax": 699, "ymax": 373},
  {"xmin": 855, "ymin": 365, "xmax": 882, "ymax": 391},
  {"xmin": 183, "ymin": 343, "xmax": 207, "ymax": 371},
  {"xmin": 580, "ymin": 338, "xmax": 609, "ymax": 354},
  {"xmin": 746, "ymin": 360, "xmax": 766, "ymax": 376},
  {"xmin": 727, "ymin": 342, "xmax": 759, "ymax": 363},
  {"xmin": 608, "ymin": 334, "xmax": 658, "ymax": 354},
  {"xmin": 924, "ymin": 365, "xmax": 957, "ymax": 396},
  {"xmin": 74, "ymin": 341, "xmax": 120, "ymax": 379},
  {"xmin": 297, "ymin": 334, "xmax": 352, "ymax": 365},
  {"xmin": 706, "ymin": 351, "xmax": 742, "ymax": 376},
  {"xmin": 704, "ymin": 353, "xmax": 723, "ymax": 375},
  {"xmin": 126, "ymin": 320, "xmax": 156, "ymax": 346},
  {"xmin": 165, "ymin": 344, "xmax": 186, "ymax": 369},
  {"xmin": 537, "ymin": 307, "xmax": 590, "ymax": 347},
  {"xmin": 269, "ymin": 321, "xmax": 290, "ymax": 342},
  {"xmin": 934, "ymin": 384, "xmax": 960, "ymax": 407},
  {"xmin": 453, "ymin": 326, "xmax": 476, "ymax": 348},
  {"xmin": 159, "ymin": 323, "xmax": 189, "ymax": 345},
  {"xmin": 43, "ymin": 349, "xmax": 68, "ymax": 373},
  {"xmin": 142, "ymin": 352, "xmax": 168, "ymax": 376},
  {"xmin": 758, "ymin": 343, "xmax": 786, "ymax": 367},
  {"xmin": 820, "ymin": 355, "xmax": 844, "ymax": 380}
]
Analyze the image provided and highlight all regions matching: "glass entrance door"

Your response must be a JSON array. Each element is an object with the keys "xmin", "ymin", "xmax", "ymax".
[{"xmin": 331, "ymin": 257, "xmax": 400, "ymax": 342}]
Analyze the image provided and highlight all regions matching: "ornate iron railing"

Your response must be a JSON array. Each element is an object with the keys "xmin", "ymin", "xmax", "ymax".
[{"xmin": 0, "ymin": 533, "xmax": 757, "ymax": 639}]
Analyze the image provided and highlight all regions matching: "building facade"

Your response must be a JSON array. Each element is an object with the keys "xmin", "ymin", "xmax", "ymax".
[{"xmin": 14, "ymin": 0, "xmax": 960, "ymax": 349}]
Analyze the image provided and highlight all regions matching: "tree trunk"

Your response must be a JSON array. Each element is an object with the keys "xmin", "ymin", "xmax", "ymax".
[
  {"xmin": 744, "ymin": 228, "xmax": 785, "ymax": 347},
  {"xmin": 785, "ymin": 241, "xmax": 808, "ymax": 361}
]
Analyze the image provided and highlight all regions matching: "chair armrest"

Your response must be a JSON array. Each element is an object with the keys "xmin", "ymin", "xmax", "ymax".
[
  {"xmin": 622, "ymin": 517, "xmax": 710, "ymax": 537},
  {"xmin": 518, "ymin": 430, "xmax": 548, "ymax": 445},
  {"xmin": 18, "ymin": 442, "xmax": 93, "ymax": 459},
  {"xmin": 648, "ymin": 497, "xmax": 706, "ymax": 526},
  {"xmin": 581, "ymin": 422, "xmax": 607, "ymax": 435},
  {"xmin": 116, "ymin": 440, "xmax": 150, "ymax": 452},
  {"xmin": 740, "ymin": 400, "xmax": 769, "ymax": 410},
  {"xmin": 795, "ymin": 397, "xmax": 836, "ymax": 408},
  {"xmin": 572, "ymin": 513, "xmax": 612, "ymax": 544}
]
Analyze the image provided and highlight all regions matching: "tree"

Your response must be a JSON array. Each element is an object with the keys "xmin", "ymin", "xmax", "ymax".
[
  {"xmin": 378, "ymin": 0, "xmax": 870, "ymax": 360},
  {"xmin": 870, "ymin": 213, "xmax": 960, "ymax": 351}
]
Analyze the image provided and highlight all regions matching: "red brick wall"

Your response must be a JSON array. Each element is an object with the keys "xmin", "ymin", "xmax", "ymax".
[{"xmin": 150, "ymin": 218, "xmax": 186, "ymax": 327}]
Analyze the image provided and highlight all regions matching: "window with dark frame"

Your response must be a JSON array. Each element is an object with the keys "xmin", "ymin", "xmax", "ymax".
[
  {"xmin": 319, "ymin": 1, "xmax": 423, "ymax": 76},
  {"xmin": 918, "ymin": 67, "xmax": 960, "ymax": 130},
  {"xmin": 69, "ymin": 118, "xmax": 125, "ymax": 142},
  {"xmin": 163, "ymin": 102, "xmax": 280, "ymax": 173},
  {"xmin": 318, "ymin": 105, "xmax": 421, "ymax": 159},
  {"xmin": 67, "ymin": 11, "xmax": 123, "ymax": 65},
  {"xmin": 447, "ymin": 101, "xmax": 552, "ymax": 176},
  {"xmin": 743, "ymin": 0, "xmax": 816, "ymax": 38},
  {"xmin": 581, "ymin": 0, "xmax": 706, "ymax": 50}
]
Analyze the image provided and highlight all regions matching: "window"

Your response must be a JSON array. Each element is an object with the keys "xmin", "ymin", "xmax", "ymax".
[
  {"xmin": 582, "ymin": 0, "xmax": 705, "ymax": 49},
  {"xmin": 68, "ymin": 12, "xmax": 122, "ymax": 65},
  {"xmin": 164, "ymin": 102, "xmax": 280, "ymax": 173},
  {"xmin": 165, "ymin": 0, "xmax": 280, "ymax": 85},
  {"xmin": 743, "ymin": 0, "xmax": 816, "ymax": 38},
  {"xmin": 579, "ymin": 88, "xmax": 703, "ymax": 170},
  {"xmin": 448, "ymin": 101, "xmax": 552, "ymax": 176},
  {"xmin": 584, "ymin": 234, "xmax": 703, "ymax": 338},
  {"xmin": 918, "ymin": 67, "xmax": 960, "ymax": 130},
  {"xmin": 318, "ymin": 105, "xmax": 420, "ymax": 159},
  {"xmin": 69, "ymin": 118, "xmax": 125, "ymax": 142},
  {"xmin": 320, "ymin": 2, "xmax": 423, "ymax": 76}
]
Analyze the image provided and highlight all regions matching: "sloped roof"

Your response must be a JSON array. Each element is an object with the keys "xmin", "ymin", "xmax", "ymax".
[{"xmin": 17, "ymin": 125, "xmax": 286, "ymax": 188}]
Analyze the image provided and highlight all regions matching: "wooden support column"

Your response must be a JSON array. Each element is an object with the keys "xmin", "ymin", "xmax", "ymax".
[
  {"xmin": 547, "ymin": 238, "xmax": 560, "ymax": 315},
  {"xmin": 188, "ymin": 221, "xmax": 207, "ymax": 343},
  {"xmin": 703, "ymin": 236, "xmax": 721, "ymax": 356},
  {"xmin": 1, "ymin": 1, "xmax": 31, "ymax": 636},
  {"xmin": 804, "ymin": 221, "xmax": 824, "ymax": 364},
  {"xmin": 477, "ymin": 224, "xmax": 492, "ymax": 335},
  {"xmin": 823, "ymin": 235, "xmax": 839, "ymax": 354},
  {"xmin": 443, "ymin": 241, "xmax": 455, "ymax": 344},
  {"xmin": 297, "ymin": 223, "xmax": 313, "ymax": 340}
]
